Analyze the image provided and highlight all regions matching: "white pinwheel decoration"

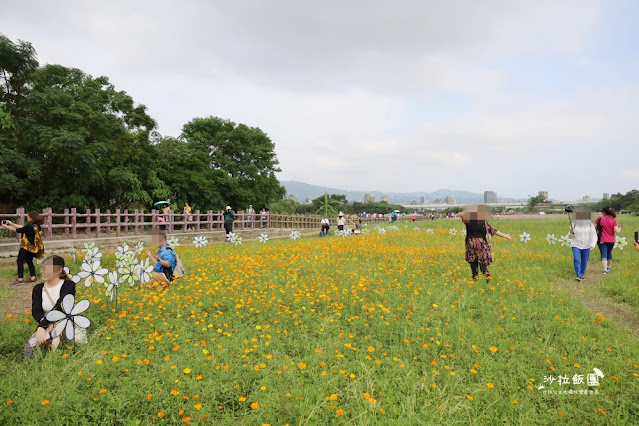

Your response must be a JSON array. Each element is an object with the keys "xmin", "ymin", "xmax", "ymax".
[
  {"xmin": 449, "ymin": 228, "xmax": 458, "ymax": 236},
  {"xmin": 193, "ymin": 236, "xmax": 208, "ymax": 248},
  {"xmin": 545, "ymin": 234, "xmax": 558, "ymax": 245},
  {"xmin": 118, "ymin": 261, "xmax": 139, "ymax": 287},
  {"xmin": 558, "ymin": 234, "xmax": 571, "ymax": 247},
  {"xmin": 461, "ymin": 229, "xmax": 467, "ymax": 236},
  {"xmin": 338, "ymin": 229, "xmax": 351, "ymax": 237},
  {"xmin": 226, "ymin": 232, "xmax": 242, "ymax": 245},
  {"xmin": 614, "ymin": 236, "xmax": 628, "ymax": 250},
  {"xmin": 167, "ymin": 236, "xmax": 180, "ymax": 249},
  {"xmin": 425, "ymin": 228, "xmax": 434, "ymax": 234},
  {"xmin": 377, "ymin": 227, "xmax": 387, "ymax": 234},
  {"xmin": 290, "ymin": 230, "xmax": 301, "ymax": 240},
  {"xmin": 80, "ymin": 242, "xmax": 96, "ymax": 256},
  {"xmin": 136, "ymin": 258, "xmax": 154, "ymax": 285},
  {"xmin": 135, "ymin": 241, "xmax": 145, "ymax": 255},
  {"xmin": 519, "ymin": 232, "xmax": 531, "ymax": 243},
  {"xmin": 77, "ymin": 260, "xmax": 108, "ymax": 287},
  {"xmin": 84, "ymin": 247, "xmax": 102, "ymax": 264},
  {"xmin": 70, "ymin": 246, "xmax": 77, "ymax": 263},
  {"xmin": 45, "ymin": 294, "xmax": 90, "ymax": 340},
  {"xmin": 258, "ymin": 234, "xmax": 269, "ymax": 243},
  {"xmin": 414, "ymin": 227, "xmax": 420, "ymax": 232},
  {"xmin": 106, "ymin": 271, "xmax": 119, "ymax": 301}
]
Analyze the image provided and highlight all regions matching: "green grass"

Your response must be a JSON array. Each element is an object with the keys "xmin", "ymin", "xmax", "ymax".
[{"xmin": 0, "ymin": 218, "xmax": 638, "ymax": 425}]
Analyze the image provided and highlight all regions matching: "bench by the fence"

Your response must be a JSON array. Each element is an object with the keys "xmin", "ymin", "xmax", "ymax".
[{"xmin": 0, "ymin": 208, "xmax": 426, "ymax": 241}]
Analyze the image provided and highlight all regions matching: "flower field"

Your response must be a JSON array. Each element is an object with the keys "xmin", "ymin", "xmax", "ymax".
[{"xmin": 1, "ymin": 218, "xmax": 639, "ymax": 424}]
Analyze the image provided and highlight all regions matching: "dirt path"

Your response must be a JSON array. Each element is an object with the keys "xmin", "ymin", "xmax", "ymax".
[{"xmin": 559, "ymin": 273, "xmax": 639, "ymax": 338}]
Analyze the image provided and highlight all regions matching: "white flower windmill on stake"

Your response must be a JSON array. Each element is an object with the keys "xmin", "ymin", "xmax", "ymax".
[
  {"xmin": 167, "ymin": 236, "xmax": 180, "ymax": 249},
  {"xmin": 545, "ymin": 234, "xmax": 558, "ymax": 244},
  {"xmin": 193, "ymin": 235, "xmax": 208, "ymax": 248},
  {"xmin": 136, "ymin": 258, "xmax": 154, "ymax": 286},
  {"xmin": 76, "ymin": 259, "xmax": 108, "ymax": 287},
  {"xmin": 558, "ymin": 234, "xmax": 571, "ymax": 247},
  {"xmin": 258, "ymin": 234, "xmax": 269, "ymax": 243},
  {"xmin": 614, "ymin": 235, "xmax": 628, "ymax": 250},
  {"xmin": 519, "ymin": 232, "xmax": 531, "ymax": 243},
  {"xmin": 289, "ymin": 230, "xmax": 301, "ymax": 240},
  {"xmin": 448, "ymin": 228, "xmax": 458, "ymax": 236},
  {"xmin": 106, "ymin": 271, "xmax": 120, "ymax": 310},
  {"xmin": 118, "ymin": 257, "xmax": 139, "ymax": 287},
  {"xmin": 45, "ymin": 294, "xmax": 90, "ymax": 349}
]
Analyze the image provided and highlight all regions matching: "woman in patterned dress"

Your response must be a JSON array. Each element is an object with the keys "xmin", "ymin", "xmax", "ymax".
[{"xmin": 460, "ymin": 205, "xmax": 512, "ymax": 281}]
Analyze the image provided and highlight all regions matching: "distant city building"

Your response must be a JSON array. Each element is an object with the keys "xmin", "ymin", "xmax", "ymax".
[
  {"xmin": 401, "ymin": 199, "xmax": 407, "ymax": 205},
  {"xmin": 363, "ymin": 193, "xmax": 375, "ymax": 203},
  {"xmin": 582, "ymin": 195, "xmax": 591, "ymax": 202},
  {"xmin": 603, "ymin": 193, "xmax": 609, "ymax": 200},
  {"xmin": 538, "ymin": 191, "xmax": 549, "ymax": 201},
  {"xmin": 433, "ymin": 199, "xmax": 442, "ymax": 204},
  {"xmin": 420, "ymin": 196, "xmax": 427, "ymax": 204},
  {"xmin": 380, "ymin": 195, "xmax": 389, "ymax": 203},
  {"xmin": 484, "ymin": 191, "xmax": 498, "ymax": 203},
  {"xmin": 410, "ymin": 200, "xmax": 417, "ymax": 205},
  {"xmin": 444, "ymin": 196, "xmax": 456, "ymax": 204}
]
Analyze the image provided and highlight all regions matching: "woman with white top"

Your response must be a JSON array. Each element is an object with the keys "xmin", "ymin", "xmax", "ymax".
[
  {"xmin": 569, "ymin": 210, "xmax": 598, "ymax": 281},
  {"xmin": 337, "ymin": 212, "xmax": 346, "ymax": 231},
  {"xmin": 25, "ymin": 255, "xmax": 76, "ymax": 357}
]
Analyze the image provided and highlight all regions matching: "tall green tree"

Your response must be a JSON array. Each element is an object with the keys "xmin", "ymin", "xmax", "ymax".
[
  {"xmin": 180, "ymin": 117, "xmax": 284, "ymax": 210},
  {"xmin": 1, "ymin": 34, "xmax": 167, "ymax": 210}
]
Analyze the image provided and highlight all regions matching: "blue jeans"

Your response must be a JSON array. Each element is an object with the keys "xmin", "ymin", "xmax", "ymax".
[
  {"xmin": 598, "ymin": 242, "xmax": 615, "ymax": 261},
  {"xmin": 571, "ymin": 247, "xmax": 591, "ymax": 277}
]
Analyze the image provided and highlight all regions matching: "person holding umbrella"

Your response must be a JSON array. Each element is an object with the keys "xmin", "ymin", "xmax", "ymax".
[
  {"xmin": 337, "ymin": 212, "xmax": 346, "ymax": 231},
  {"xmin": 223, "ymin": 206, "xmax": 236, "ymax": 236}
]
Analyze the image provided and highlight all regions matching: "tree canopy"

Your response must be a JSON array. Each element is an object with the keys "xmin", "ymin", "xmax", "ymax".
[{"xmin": 0, "ymin": 34, "xmax": 284, "ymax": 212}]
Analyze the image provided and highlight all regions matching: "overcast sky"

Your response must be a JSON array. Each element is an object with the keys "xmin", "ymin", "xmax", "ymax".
[{"xmin": 2, "ymin": 0, "xmax": 638, "ymax": 200}]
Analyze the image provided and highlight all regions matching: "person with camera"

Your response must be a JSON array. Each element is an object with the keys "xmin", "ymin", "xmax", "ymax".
[
  {"xmin": 595, "ymin": 207, "xmax": 621, "ymax": 275},
  {"xmin": 2, "ymin": 211, "xmax": 45, "ymax": 285},
  {"xmin": 569, "ymin": 209, "xmax": 597, "ymax": 281}
]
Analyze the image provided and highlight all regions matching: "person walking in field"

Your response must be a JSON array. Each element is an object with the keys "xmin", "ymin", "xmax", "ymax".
[
  {"xmin": 459, "ymin": 205, "xmax": 513, "ymax": 282},
  {"xmin": 412, "ymin": 211, "xmax": 417, "ymax": 222},
  {"xmin": 223, "ymin": 206, "xmax": 236, "ymax": 236},
  {"xmin": 337, "ymin": 212, "xmax": 346, "ymax": 231},
  {"xmin": 595, "ymin": 207, "xmax": 621, "ymax": 274},
  {"xmin": 2, "ymin": 211, "xmax": 45, "ymax": 285},
  {"xmin": 569, "ymin": 208, "xmax": 598, "ymax": 281}
]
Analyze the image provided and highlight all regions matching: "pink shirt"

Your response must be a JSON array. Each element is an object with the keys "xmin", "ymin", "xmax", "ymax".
[{"xmin": 597, "ymin": 215, "xmax": 618, "ymax": 243}]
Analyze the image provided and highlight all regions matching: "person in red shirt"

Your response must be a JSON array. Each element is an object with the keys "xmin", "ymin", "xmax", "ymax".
[{"xmin": 595, "ymin": 207, "xmax": 621, "ymax": 274}]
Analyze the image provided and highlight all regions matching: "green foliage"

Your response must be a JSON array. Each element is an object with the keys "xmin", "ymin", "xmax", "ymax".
[
  {"xmin": 594, "ymin": 190, "xmax": 639, "ymax": 214},
  {"xmin": 0, "ymin": 35, "xmax": 284, "ymax": 213},
  {"xmin": 527, "ymin": 194, "xmax": 546, "ymax": 212}
]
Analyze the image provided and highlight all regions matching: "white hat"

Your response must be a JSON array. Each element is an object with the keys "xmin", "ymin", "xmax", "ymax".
[
  {"xmin": 226, "ymin": 206, "xmax": 231, "ymax": 210},
  {"xmin": 338, "ymin": 211, "xmax": 344, "ymax": 216}
]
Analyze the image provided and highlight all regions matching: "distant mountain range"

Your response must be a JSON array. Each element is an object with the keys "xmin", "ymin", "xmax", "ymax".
[{"xmin": 281, "ymin": 181, "xmax": 527, "ymax": 205}]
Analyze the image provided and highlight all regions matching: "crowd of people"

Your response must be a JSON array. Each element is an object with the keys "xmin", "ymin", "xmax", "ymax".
[{"xmin": 2, "ymin": 204, "xmax": 637, "ymax": 357}]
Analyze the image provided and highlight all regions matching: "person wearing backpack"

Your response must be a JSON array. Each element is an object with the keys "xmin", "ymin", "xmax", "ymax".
[
  {"xmin": 2, "ymin": 211, "xmax": 45, "ymax": 285},
  {"xmin": 147, "ymin": 232, "xmax": 177, "ymax": 285}
]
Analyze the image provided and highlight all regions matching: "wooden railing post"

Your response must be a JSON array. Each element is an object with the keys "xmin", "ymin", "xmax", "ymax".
[
  {"xmin": 123, "ymin": 209, "xmax": 129, "ymax": 234},
  {"xmin": 115, "ymin": 208, "xmax": 121, "ymax": 237},
  {"xmin": 134, "ymin": 210, "xmax": 139, "ymax": 235},
  {"xmin": 105, "ymin": 209, "xmax": 111, "ymax": 235},
  {"xmin": 15, "ymin": 207, "xmax": 25, "ymax": 242},
  {"xmin": 95, "ymin": 209, "xmax": 101, "ymax": 238},
  {"xmin": 195, "ymin": 210, "xmax": 201, "ymax": 232},
  {"xmin": 71, "ymin": 208, "xmax": 77, "ymax": 239},
  {"xmin": 85, "ymin": 209, "xmax": 91, "ymax": 236},
  {"xmin": 44, "ymin": 207, "xmax": 53, "ymax": 239},
  {"xmin": 63, "ymin": 208, "xmax": 69, "ymax": 237},
  {"xmin": 207, "ymin": 210, "xmax": 213, "ymax": 232}
]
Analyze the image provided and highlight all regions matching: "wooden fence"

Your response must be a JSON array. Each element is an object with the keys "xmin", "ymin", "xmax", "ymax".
[{"xmin": 0, "ymin": 208, "xmax": 430, "ymax": 241}]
